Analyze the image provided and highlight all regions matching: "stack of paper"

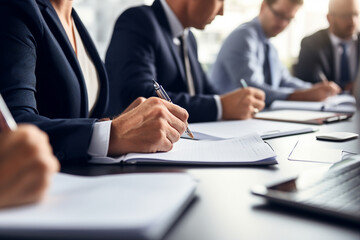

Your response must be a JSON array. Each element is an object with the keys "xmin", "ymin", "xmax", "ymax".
[
  {"xmin": 0, "ymin": 173, "xmax": 197, "ymax": 240},
  {"xmin": 270, "ymin": 94, "xmax": 356, "ymax": 113}
]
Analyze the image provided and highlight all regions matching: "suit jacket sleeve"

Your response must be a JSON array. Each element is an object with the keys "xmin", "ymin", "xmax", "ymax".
[
  {"xmin": 211, "ymin": 27, "xmax": 295, "ymax": 106},
  {"xmin": 105, "ymin": 8, "xmax": 218, "ymax": 122},
  {"xmin": 294, "ymin": 37, "xmax": 323, "ymax": 84},
  {"xmin": 0, "ymin": 2, "xmax": 96, "ymax": 164}
]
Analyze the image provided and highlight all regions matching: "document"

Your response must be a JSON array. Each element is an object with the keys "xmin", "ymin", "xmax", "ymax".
[
  {"xmin": 0, "ymin": 173, "xmax": 197, "ymax": 240},
  {"xmin": 288, "ymin": 140, "xmax": 343, "ymax": 164},
  {"xmin": 270, "ymin": 94, "xmax": 356, "ymax": 113},
  {"xmin": 90, "ymin": 133, "xmax": 277, "ymax": 165},
  {"xmin": 255, "ymin": 110, "xmax": 352, "ymax": 125},
  {"xmin": 188, "ymin": 119, "xmax": 316, "ymax": 140}
]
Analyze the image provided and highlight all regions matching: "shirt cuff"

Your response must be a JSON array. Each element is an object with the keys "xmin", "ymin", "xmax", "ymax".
[
  {"xmin": 214, "ymin": 95, "xmax": 222, "ymax": 121},
  {"xmin": 87, "ymin": 120, "xmax": 112, "ymax": 157}
]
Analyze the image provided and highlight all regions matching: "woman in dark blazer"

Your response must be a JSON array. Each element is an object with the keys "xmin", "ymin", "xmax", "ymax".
[{"xmin": 0, "ymin": 0, "xmax": 188, "ymax": 164}]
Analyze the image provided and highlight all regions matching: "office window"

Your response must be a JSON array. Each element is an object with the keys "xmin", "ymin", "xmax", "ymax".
[{"xmin": 74, "ymin": 0, "xmax": 354, "ymax": 73}]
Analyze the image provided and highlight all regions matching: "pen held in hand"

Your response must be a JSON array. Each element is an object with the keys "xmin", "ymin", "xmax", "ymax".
[
  {"xmin": 239, "ymin": 78, "xmax": 248, "ymax": 88},
  {"xmin": 152, "ymin": 80, "xmax": 194, "ymax": 139},
  {"xmin": 0, "ymin": 94, "xmax": 17, "ymax": 131},
  {"xmin": 319, "ymin": 71, "xmax": 329, "ymax": 83}
]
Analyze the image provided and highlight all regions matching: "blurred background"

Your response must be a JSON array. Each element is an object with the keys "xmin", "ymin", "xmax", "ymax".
[{"xmin": 73, "ymin": 0, "xmax": 351, "ymax": 74}]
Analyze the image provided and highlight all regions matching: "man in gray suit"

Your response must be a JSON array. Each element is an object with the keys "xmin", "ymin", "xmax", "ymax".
[
  {"xmin": 210, "ymin": 0, "xmax": 341, "ymax": 106},
  {"xmin": 294, "ymin": 0, "xmax": 360, "ymax": 92}
]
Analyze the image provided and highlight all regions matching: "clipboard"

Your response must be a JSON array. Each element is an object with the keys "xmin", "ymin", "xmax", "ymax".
[{"xmin": 254, "ymin": 110, "xmax": 353, "ymax": 125}]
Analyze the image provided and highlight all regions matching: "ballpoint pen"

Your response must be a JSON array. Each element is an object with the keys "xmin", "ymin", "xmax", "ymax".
[
  {"xmin": 319, "ymin": 71, "xmax": 328, "ymax": 83},
  {"xmin": 152, "ymin": 80, "xmax": 194, "ymax": 139},
  {"xmin": 239, "ymin": 78, "xmax": 248, "ymax": 88},
  {"xmin": 0, "ymin": 94, "xmax": 17, "ymax": 131}
]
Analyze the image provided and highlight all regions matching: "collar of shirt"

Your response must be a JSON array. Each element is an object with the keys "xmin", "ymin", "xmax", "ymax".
[
  {"xmin": 329, "ymin": 31, "xmax": 357, "ymax": 47},
  {"xmin": 160, "ymin": 0, "xmax": 188, "ymax": 39},
  {"xmin": 252, "ymin": 17, "xmax": 270, "ymax": 45}
]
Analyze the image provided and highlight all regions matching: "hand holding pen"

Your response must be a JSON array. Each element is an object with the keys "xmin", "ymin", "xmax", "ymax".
[
  {"xmin": 0, "ymin": 94, "xmax": 17, "ymax": 131},
  {"xmin": 239, "ymin": 79, "xmax": 259, "ymax": 114},
  {"xmin": 153, "ymin": 80, "xmax": 194, "ymax": 139}
]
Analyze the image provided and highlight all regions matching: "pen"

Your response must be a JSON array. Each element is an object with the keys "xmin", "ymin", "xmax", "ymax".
[
  {"xmin": 239, "ymin": 78, "xmax": 248, "ymax": 88},
  {"xmin": 152, "ymin": 80, "xmax": 194, "ymax": 139},
  {"xmin": 0, "ymin": 94, "xmax": 17, "ymax": 131},
  {"xmin": 319, "ymin": 71, "xmax": 328, "ymax": 83}
]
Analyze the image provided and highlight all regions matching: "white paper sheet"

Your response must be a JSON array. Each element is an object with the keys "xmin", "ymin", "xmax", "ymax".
[
  {"xmin": 91, "ymin": 133, "xmax": 277, "ymax": 165},
  {"xmin": 288, "ymin": 140, "xmax": 343, "ymax": 164},
  {"xmin": 188, "ymin": 119, "xmax": 316, "ymax": 140}
]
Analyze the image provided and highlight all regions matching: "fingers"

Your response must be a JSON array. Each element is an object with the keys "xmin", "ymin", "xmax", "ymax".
[
  {"xmin": 154, "ymin": 98, "xmax": 189, "ymax": 123},
  {"xmin": 249, "ymin": 87, "xmax": 266, "ymax": 101},
  {"xmin": 327, "ymin": 82, "xmax": 341, "ymax": 95},
  {"xmin": 109, "ymin": 98, "xmax": 188, "ymax": 155},
  {"xmin": 122, "ymin": 97, "xmax": 147, "ymax": 114},
  {"xmin": 0, "ymin": 125, "xmax": 58, "ymax": 209}
]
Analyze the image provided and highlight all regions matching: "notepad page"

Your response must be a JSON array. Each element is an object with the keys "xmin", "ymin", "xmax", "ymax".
[
  {"xmin": 189, "ymin": 119, "xmax": 315, "ymax": 140},
  {"xmin": 123, "ymin": 133, "xmax": 276, "ymax": 165}
]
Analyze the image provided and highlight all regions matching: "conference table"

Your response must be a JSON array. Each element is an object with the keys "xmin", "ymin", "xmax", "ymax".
[{"xmin": 62, "ymin": 113, "xmax": 360, "ymax": 240}]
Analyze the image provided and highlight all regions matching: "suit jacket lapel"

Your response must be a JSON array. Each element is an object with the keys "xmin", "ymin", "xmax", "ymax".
[
  {"xmin": 37, "ymin": 0, "xmax": 89, "ymax": 115},
  {"xmin": 152, "ymin": 0, "xmax": 186, "ymax": 83},
  {"xmin": 72, "ymin": 11, "xmax": 109, "ymax": 118}
]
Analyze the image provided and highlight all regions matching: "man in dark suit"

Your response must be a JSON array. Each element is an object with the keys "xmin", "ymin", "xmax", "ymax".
[
  {"xmin": 105, "ymin": 0, "xmax": 266, "ymax": 123},
  {"xmin": 294, "ymin": 0, "xmax": 360, "ymax": 91},
  {"xmin": 0, "ymin": 0, "xmax": 188, "ymax": 164}
]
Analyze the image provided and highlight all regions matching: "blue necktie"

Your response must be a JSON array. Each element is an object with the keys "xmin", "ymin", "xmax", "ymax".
[
  {"xmin": 263, "ymin": 43, "xmax": 272, "ymax": 85},
  {"xmin": 340, "ymin": 42, "xmax": 350, "ymax": 86}
]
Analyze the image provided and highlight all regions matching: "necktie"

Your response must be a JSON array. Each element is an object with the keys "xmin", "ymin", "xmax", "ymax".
[
  {"xmin": 263, "ymin": 42, "xmax": 272, "ymax": 85},
  {"xmin": 179, "ymin": 33, "xmax": 196, "ymax": 96},
  {"xmin": 339, "ymin": 42, "xmax": 351, "ymax": 85}
]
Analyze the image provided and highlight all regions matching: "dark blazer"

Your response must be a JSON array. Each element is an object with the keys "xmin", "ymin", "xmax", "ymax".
[
  {"xmin": 294, "ymin": 29, "xmax": 360, "ymax": 87},
  {"xmin": 0, "ymin": 0, "xmax": 109, "ymax": 163},
  {"xmin": 105, "ymin": 0, "xmax": 218, "ymax": 123}
]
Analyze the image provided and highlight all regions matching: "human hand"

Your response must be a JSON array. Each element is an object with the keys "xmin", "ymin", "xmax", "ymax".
[
  {"xmin": 121, "ymin": 97, "xmax": 146, "ymax": 115},
  {"xmin": 0, "ymin": 125, "xmax": 59, "ymax": 208},
  {"xmin": 288, "ymin": 81, "xmax": 341, "ymax": 101},
  {"xmin": 108, "ymin": 97, "xmax": 189, "ymax": 156},
  {"xmin": 220, "ymin": 87, "xmax": 265, "ymax": 120},
  {"xmin": 344, "ymin": 82, "xmax": 354, "ymax": 94}
]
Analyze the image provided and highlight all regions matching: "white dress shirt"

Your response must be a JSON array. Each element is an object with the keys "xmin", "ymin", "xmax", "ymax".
[
  {"xmin": 329, "ymin": 32, "xmax": 358, "ymax": 83},
  {"xmin": 74, "ymin": 22, "xmax": 111, "ymax": 158}
]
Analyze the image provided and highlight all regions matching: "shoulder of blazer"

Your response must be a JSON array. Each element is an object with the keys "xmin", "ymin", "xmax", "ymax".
[
  {"xmin": 302, "ymin": 29, "xmax": 331, "ymax": 48},
  {"xmin": 0, "ymin": 0, "xmax": 45, "ymax": 37}
]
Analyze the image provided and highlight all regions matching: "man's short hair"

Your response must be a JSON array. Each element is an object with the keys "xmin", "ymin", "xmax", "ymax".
[{"xmin": 265, "ymin": 0, "xmax": 304, "ymax": 6}]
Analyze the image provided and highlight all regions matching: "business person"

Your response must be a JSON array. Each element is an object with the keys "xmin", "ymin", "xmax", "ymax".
[
  {"xmin": 105, "ymin": 0, "xmax": 265, "ymax": 123},
  {"xmin": 294, "ymin": 0, "xmax": 360, "ymax": 91},
  {"xmin": 0, "ymin": 125, "xmax": 59, "ymax": 208},
  {"xmin": 0, "ymin": 0, "xmax": 189, "ymax": 164},
  {"xmin": 210, "ymin": 0, "xmax": 341, "ymax": 106}
]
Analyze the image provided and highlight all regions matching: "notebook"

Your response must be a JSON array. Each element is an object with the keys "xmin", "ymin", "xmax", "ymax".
[
  {"xmin": 90, "ymin": 133, "xmax": 277, "ymax": 166},
  {"xmin": 188, "ymin": 119, "xmax": 316, "ymax": 140},
  {"xmin": 255, "ymin": 110, "xmax": 352, "ymax": 125},
  {"xmin": 0, "ymin": 173, "xmax": 197, "ymax": 240},
  {"xmin": 251, "ymin": 155, "xmax": 360, "ymax": 224},
  {"xmin": 269, "ymin": 94, "xmax": 356, "ymax": 113}
]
